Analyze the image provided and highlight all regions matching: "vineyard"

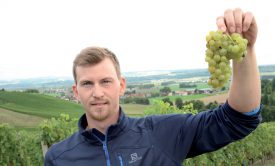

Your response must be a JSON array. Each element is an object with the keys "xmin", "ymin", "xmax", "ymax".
[{"xmin": 1, "ymin": 102, "xmax": 275, "ymax": 166}]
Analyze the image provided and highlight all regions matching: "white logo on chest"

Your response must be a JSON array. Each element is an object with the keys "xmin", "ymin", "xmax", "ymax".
[{"xmin": 129, "ymin": 153, "xmax": 142, "ymax": 164}]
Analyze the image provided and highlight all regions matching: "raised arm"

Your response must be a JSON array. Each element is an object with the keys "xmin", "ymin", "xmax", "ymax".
[{"xmin": 216, "ymin": 8, "xmax": 261, "ymax": 113}]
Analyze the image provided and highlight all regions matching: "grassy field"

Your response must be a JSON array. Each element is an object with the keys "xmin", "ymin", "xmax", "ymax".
[
  {"xmin": 0, "ymin": 104, "xmax": 146, "ymax": 129},
  {"xmin": 120, "ymin": 104, "xmax": 148, "ymax": 117},
  {"xmin": 0, "ymin": 91, "xmax": 148, "ymax": 129},
  {"xmin": 0, "ymin": 108, "xmax": 45, "ymax": 128},
  {"xmin": 0, "ymin": 91, "xmax": 147, "ymax": 118},
  {"xmin": 0, "ymin": 91, "xmax": 83, "ymax": 118}
]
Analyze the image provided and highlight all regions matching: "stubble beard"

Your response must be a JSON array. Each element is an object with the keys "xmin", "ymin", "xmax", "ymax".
[{"xmin": 91, "ymin": 108, "xmax": 109, "ymax": 121}]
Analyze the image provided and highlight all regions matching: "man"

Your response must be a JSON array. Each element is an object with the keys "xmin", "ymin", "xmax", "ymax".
[{"xmin": 45, "ymin": 8, "xmax": 261, "ymax": 166}]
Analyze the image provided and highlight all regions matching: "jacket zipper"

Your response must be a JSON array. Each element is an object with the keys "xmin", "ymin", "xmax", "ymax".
[
  {"xmin": 92, "ymin": 133, "xmax": 111, "ymax": 166},
  {"xmin": 118, "ymin": 154, "xmax": 124, "ymax": 166},
  {"xmin": 102, "ymin": 141, "xmax": 111, "ymax": 166}
]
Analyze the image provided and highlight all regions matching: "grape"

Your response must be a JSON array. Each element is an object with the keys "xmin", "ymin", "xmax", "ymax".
[
  {"xmin": 219, "ymin": 62, "xmax": 227, "ymax": 69},
  {"xmin": 213, "ymin": 54, "xmax": 221, "ymax": 62},
  {"xmin": 231, "ymin": 45, "xmax": 240, "ymax": 54},
  {"xmin": 220, "ymin": 56, "xmax": 228, "ymax": 63},
  {"xmin": 208, "ymin": 66, "xmax": 215, "ymax": 73},
  {"xmin": 205, "ymin": 30, "xmax": 248, "ymax": 89},
  {"xmin": 219, "ymin": 48, "xmax": 227, "ymax": 56}
]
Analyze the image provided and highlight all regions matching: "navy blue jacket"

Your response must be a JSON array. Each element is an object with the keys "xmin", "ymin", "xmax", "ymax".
[{"xmin": 44, "ymin": 102, "xmax": 261, "ymax": 166}]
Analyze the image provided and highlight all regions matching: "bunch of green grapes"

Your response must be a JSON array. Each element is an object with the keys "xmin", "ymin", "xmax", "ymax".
[{"xmin": 205, "ymin": 30, "xmax": 248, "ymax": 89}]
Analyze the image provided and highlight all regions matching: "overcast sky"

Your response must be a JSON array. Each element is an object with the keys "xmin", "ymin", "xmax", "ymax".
[{"xmin": 0, "ymin": 0, "xmax": 274, "ymax": 80}]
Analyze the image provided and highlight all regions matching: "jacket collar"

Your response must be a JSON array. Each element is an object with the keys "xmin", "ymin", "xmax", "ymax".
[{"xmin": 78, "ymin": 107, "xmax": 128, "ymax": 143}]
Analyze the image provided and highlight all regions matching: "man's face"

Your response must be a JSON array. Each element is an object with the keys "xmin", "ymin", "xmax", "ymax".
[{"xmin": 72, "ymin": 58, "xmax": 126, "ymax": 122}]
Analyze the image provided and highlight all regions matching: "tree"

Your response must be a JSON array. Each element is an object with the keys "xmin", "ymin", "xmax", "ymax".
[
  {"xmin": 150, "ymin": 92, "xmax": 160, "ymax": 97},
  {"xmin": 122, "ymin": 97, "xmax": 150, "ymax": 105},
  {"xmin": 136, "ymin": 97, "xmax": 150, "ymax": 105},
  {"xmin": 144, "ymin": 100, "xmax": 198, "ymax": 116},
  {"xmin": 205, "ymin": 101, "xmax": 219, "ymax": 110},
  {"xmin": 175, "ymin": 97, "xmax": 183, "ymax": 109},
  {"xmin": 140, "ymin": 84, "xmax": 155, "ymax": 89},
  {"xmin": 261, "ymin": 79, "xmax": 269, "ymax": 89},
  {"xmin": 184, "ymin": 100, "xmax": 205, "ymax": 112},
  {"xmin": 160, "ymin": 87, "xmax": 171, "ymax": 96},
  {"xmin": 262, "ymin": 94, "xmax": 269, "ymax": 105},
  {"xmin": 24, "ymin": 89, "xmax": 39, "ymax": 93},
  {"xmin": 272, "ymin": 78, "xmax": 275, "ymax": 90},
  {"xmin": 162, "ymin": 97, "xmax": 173, "ymax": 106},
  {"xmin": 264, "ymin": 84, "xmax": 273, "ymax": 94},
  {"xmin": 261, "ymin": 106, "xmax": 275, "ymax": 122},
  {"xmin": 179, "ymin": 83, "xmax": 196, "ymax": 88},
  {"xmin": 262, "ymin": 79, "xmax": 272, "ymax": 94},
  {"xmin": 268, "ymin": 95, "xmax": 274, "ymax": 106}
]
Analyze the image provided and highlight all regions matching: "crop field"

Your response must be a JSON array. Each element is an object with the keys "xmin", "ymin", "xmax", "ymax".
[
  {"xmin": 120, "ymin": 104, "xmax": 148, "ymax": 117},
  {"xmin": 0, "ymin": 91, "xmax": 83, "ymax": 118},
  {"xmin": 0, "ymin": 108, "xmax": 45, "ymax": 128}
]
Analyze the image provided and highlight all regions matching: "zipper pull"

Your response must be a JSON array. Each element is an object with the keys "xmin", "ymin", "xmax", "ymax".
[{"xmin": 117, "ymin": 154, "xmax": 124, "ymax": 166}]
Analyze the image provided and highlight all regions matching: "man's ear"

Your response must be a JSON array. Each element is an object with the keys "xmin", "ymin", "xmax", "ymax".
[
  {"xmin": 72, "ymin": 84, "xmax": 80, "ymax": 101},
  {"xmin": 119, "ymin": 77, "xmax": 126, "ymax": 96}
]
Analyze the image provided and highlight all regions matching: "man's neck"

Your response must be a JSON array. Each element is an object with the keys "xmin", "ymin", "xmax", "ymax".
[{"xmin": 86, "ymin": 112, "xmax": 120, "ymax": 134}]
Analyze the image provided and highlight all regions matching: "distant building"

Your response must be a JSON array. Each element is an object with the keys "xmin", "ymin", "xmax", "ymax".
[
  {"xmin": 126, "ymin": 93, "xmax": 151, "ymax": 98},
  {"xmin": 194, "ymin": 89, "xmax": 213, "ymax": 94},
  {"xmin": 175, "ymin": 90, "xmax": 188, "ymax": 96}
]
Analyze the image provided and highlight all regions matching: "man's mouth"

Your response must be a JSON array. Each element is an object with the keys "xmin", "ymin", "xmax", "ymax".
[{"xmin": 90, "ymin": 101, "xmax": 108, "ymax": 106}]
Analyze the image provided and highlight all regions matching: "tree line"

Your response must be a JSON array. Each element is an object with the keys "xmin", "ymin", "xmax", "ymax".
[
  {"xmin": 162, "ymin": 97, "xmax": 219, "ymax": 112},
  {"xmin": 261, "ymin": 78, "xmax": 275, "ymax": 122}
]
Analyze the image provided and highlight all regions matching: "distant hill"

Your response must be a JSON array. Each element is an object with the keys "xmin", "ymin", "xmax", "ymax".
[
  {"xmin": 0, "ymin": 91, "xmax": 83, "ymax": 118},
  {"xmin": 125, "ymin": 68, "xmax": 209, "ymax": 84},
  {"xmin": 0, "ymin": 64, "xmax": 274, "ymax": 90},
  {"xmin": 0, "ymin": 76, "xmax": 74, "ymax": 90},
  {"xmin": 259, "ymin": 65, "xmax": 275, "ymax": 72},
  {"xmin": 125, "ymin": 64, "xmax": 275, "ymax": 83}
]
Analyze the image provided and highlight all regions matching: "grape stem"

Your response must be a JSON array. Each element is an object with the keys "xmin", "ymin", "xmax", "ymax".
[{"xmin": 226, "ymin": 34, "xmax": 235, "ymax": 43}]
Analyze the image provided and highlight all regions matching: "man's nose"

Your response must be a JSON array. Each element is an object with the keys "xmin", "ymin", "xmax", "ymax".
[{"xmin": 92, "ymin": 85, "xmax": 104, "ymax": 98}]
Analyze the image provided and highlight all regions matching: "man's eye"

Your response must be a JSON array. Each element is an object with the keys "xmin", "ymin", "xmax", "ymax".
[
  {"xmin": 102, "ymin": 80, "xmax": 111, "ymax": 84},
  {"xmin": 81, "ymin": 82, "xmax": 92, "ymax": 86}
]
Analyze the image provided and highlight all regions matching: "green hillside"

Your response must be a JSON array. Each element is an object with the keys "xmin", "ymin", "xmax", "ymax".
[
  {"xmin": 0, "ymin": 91, "xmax": 146, "ymax": 119},
  {"xmin": 0, "ymin": 91, "xmax": 83, "ymax": 118}
]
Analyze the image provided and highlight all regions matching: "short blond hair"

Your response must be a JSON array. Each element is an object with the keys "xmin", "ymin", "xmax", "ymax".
[{"xmin": 73, "ymin": 47, "xmax": 121, "ymax": 83}]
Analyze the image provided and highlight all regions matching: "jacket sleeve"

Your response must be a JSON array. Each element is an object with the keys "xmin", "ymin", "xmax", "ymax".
[
  {"xmin": 147, "ymin": 101, "xmax": 262, "ymax": 162},
  {"xmin": 186, "ymin": 101, "xmax": 262, "ymax": 158}
]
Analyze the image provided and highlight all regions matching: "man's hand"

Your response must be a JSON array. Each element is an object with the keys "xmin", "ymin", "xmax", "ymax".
[
  {"xmin": 215, "ymin": 8, "xmax": 261, "ymax": 113},
  {"xmin": 216, "ymin": 8, "xmax": 258, "ymax": 48}
]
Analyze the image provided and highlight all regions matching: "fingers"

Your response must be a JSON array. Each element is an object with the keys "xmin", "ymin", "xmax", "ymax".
[
  {"xmin": 242, "ymin": 12, "xmax": 254, "ymax": 32},
  {"xmin": 224, "ymin": 9, "xmax": 235, "ymax": 33},
  {"xmin": 216, "ymin": 16, "xmax": 226, "ymax": 32},
  {"xmin": 216, "ymin": 8, "xmax": 253, "ymax": 34},
  {"xmin": 233, "ymin": 8, "xmax": 243, "ymax": 33}
]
